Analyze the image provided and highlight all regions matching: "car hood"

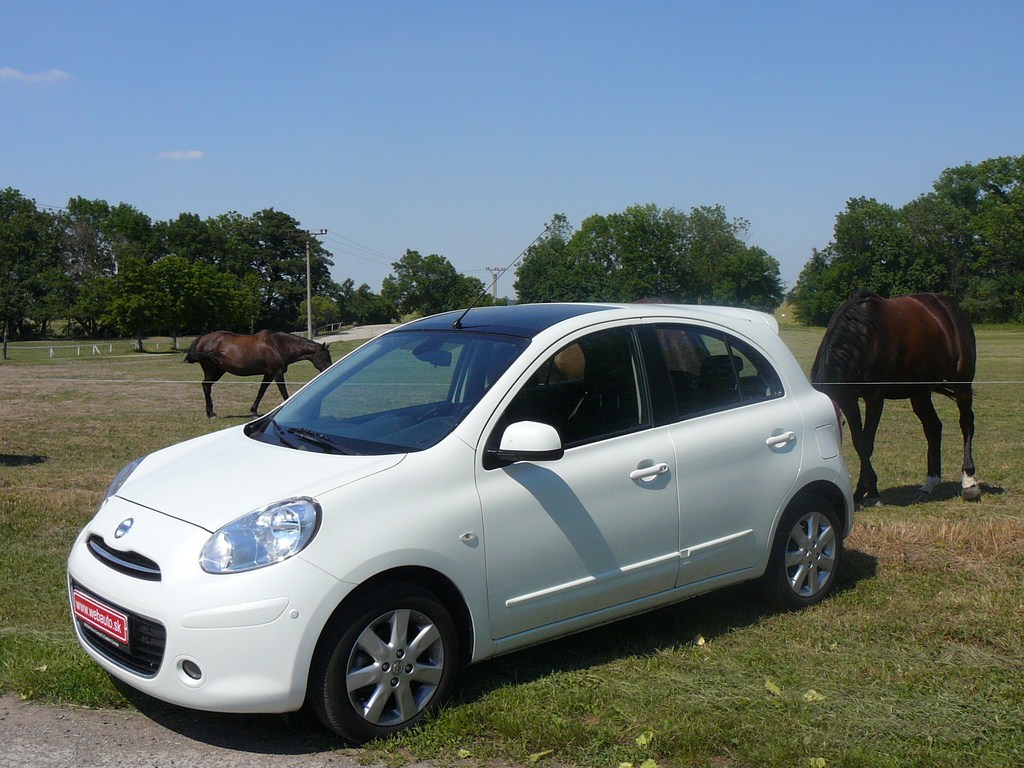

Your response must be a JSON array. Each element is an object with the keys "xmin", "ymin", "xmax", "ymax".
[{"xmin": 116, "ymin": 426, "xmax": 405, "ymax": 531}]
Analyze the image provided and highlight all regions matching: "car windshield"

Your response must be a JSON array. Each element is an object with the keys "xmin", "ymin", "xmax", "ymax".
[{"xmin": 250, "ymin": 329, "xmax": 528, "ymax": 454}]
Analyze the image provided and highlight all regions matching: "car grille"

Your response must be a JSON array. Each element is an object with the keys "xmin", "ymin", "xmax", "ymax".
[
  {"xmin": 87, "ymin": 535, "xmax": 162, "ymax": 581},
  {"xmin": 71, "ymin": 581, "xmax": 166, "ymax": 677}
]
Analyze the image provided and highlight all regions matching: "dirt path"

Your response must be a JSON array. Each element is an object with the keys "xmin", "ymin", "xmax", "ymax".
[{"xmin": 0, "ymin": 695, "xmax": 368, "ymax": 768}]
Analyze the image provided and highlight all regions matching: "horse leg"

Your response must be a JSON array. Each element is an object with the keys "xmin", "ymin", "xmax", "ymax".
[
  {"xmin": 251, "ymin": 374, "xmax": 273, "ymax": 416},
  {"xmin": 200, "ymin": 364, "xmax": 224, "ymax": 418},
  {"xmin": 274, "ymin": 372, "xmax": 289, "ymax": 402},
  {"xmin": 910, "ymin": 392, "xmax": 942, "ymax": 500},
  {"xmin": 839, "ymin": 395, "xmax": 879, "ymax": 506},
  {"xmin": 854, "ymin": 394, "xmax": 885, "ymax": 505},
  {"xmin": 955, "ymin": 385, "xmax": 980, "ymax": 501}
]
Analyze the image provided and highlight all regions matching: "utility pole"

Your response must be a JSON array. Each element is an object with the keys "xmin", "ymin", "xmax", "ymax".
[
  {"xmin": 485, "ymin": 266, "xmax": 506, "ymax": 302},
  {"xmin": 303, "ymin": 229, "xmax": 327, "ymax": 339}
]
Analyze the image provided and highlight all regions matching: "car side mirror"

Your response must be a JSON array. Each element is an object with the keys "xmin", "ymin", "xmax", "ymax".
[{"xmin": 487, "ymin": 421, "xmax": 564, "ymax": 464}]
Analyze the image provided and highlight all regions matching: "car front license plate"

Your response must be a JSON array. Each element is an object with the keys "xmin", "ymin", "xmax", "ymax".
[{"xmin": 73, "ymin": 589, "xmax": 129, "ymax": 645}]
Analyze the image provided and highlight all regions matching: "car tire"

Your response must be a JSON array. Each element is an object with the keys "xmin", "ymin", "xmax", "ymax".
[
  {"xmin": 758, "ymin": 495, "xmax": 843, "ymax": 610},
  {"xmin": 308, "ymin": 581, "xmax": 459, "ymax": 743}
]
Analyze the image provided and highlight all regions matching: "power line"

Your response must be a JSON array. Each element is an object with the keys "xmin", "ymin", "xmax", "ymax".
[{"xmin": 323, "ymin": 232, "xmax": 395, "ymax": 261}]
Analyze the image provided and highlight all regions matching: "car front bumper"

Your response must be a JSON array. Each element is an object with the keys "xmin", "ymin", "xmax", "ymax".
[{"xmin": 67, "ymin": 496, "xmax": 351, "ymax": 713}]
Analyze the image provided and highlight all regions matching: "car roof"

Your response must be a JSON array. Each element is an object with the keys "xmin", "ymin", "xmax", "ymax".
[
  {"xmin": 401, "ymin": 303, "xmax": 614, "ymax": 338},
  {"xmin": 400, "ymin": 302, "xmax": 779, "ymax": 339}
]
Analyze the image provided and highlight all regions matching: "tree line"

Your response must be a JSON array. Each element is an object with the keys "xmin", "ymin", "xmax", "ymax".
[
  {"xmin": 0, "ymin": 190, "xmax": 784, "ymax": 343},
  {"xmin": 514, "ymin": 204, "xmax": 784, "ymax": 310},
  {"xmin": 3, "ymin": 154, "xmax": 1020, "ymax": 343},
  {"xmin": 791, "ymin": 155, "xmax": 1024, "ymax": 325}
]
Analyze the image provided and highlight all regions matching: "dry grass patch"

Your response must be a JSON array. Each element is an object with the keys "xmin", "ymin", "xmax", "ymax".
[{"xmin": 853, "ymin": 514, "xmax": 1024, "ymax": 574}]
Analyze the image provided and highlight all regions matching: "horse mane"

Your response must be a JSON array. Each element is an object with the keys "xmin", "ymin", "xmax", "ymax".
[
  {"xmin": 811, "ymin": 289, "xmax": 882, "ymax": 387},
  {"xmin": 263, "ymin": 330, "xmax": 327, "ymax": 350}
]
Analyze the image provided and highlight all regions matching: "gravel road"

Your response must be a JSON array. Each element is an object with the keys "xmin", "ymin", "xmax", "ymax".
[{"xmin": 0, "ymin": 695, "xmax": 372, "ymax": 768}]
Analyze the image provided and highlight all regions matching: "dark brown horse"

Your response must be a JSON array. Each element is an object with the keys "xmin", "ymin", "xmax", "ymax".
[
  {"xmin": 811, "ymin": 290, "xmax": 978, "ymax": 505},
  {"xmin": 185, "ymin": 331, "xmax": 332, "ymax": 418}
]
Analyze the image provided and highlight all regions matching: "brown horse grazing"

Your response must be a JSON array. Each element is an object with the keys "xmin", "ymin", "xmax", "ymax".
[
  {"xmin": 811, "ymin": 290, "xmax": 978, "ymax": 506},
  {"xmin": 185, "ymin": 331, "xmax": 332, "ymax": 418}
]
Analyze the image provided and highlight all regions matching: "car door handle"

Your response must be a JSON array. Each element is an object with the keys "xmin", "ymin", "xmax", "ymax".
[
  {"xmin": 765, "ymin": 431, "xmax": 796, "ymax": 448},
  {"xmin": 629, "ymin": 462, "xmax": 670, "ymax": 481}
]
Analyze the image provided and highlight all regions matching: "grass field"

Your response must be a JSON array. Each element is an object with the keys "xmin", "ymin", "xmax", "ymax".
[{"xmin": 2, "ymin": 327, "xmax": 1022, "ymax": 767}]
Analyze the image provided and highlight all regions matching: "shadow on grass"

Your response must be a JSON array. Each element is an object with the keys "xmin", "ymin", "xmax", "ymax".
[
  {"xmin": 456, "ymin": 546, "xmax": 878, "ymax": 706},
  {"xmin": 113, "ymin": 547, "xmax": 878, "ymax": 753},
  {"xmin": 0, "ymin": 453, "xmax": 47, "ymax": 467},
  {"xmin": 875, "ymin": 481, "xmax": 1004, "ymax": 506}
]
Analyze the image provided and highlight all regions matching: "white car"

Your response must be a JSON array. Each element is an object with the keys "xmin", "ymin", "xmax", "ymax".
[{"xmin": 68, "ymin": 303, "xmax": 853, "ymax": 743}]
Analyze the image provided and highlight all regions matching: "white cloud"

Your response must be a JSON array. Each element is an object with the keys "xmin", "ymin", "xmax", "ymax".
[
  {"xmin": 0, "ymin": 67, "xmax": 69, "ymax": 84},
  {"xmin": 159, "ymin": 150, "xmax": 205, "ymax": 160}
]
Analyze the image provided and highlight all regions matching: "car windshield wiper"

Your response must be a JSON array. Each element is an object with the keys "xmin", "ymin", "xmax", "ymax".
[
  {"xmin": 265, "ymin": 417, "xmax": 302, "ymax": 450},
  {"xmin": 286, "ymin": 427, "xmax": 356, "ymax": 455}
]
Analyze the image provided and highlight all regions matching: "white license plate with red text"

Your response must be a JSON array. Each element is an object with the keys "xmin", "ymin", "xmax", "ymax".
[{"xmin": 73, "ymin": 589, "xmax": 129, "ymax": 645}]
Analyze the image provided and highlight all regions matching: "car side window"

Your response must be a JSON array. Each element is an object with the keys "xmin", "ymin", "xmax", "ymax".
[
  {"xmin": 653, "ymin": 325, "xmax": 783, "ymax": 419},
  {"xmin": 500, "ymin": 327, "xmax": 647, "ymax": 447}
]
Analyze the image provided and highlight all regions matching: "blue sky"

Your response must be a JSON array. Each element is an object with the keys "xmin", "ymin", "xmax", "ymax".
[{"xmin": 3, "ymin": 2, "xmax": 1022, "ymax": 298}]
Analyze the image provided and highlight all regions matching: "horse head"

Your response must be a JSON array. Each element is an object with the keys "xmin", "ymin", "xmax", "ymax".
[{"xmin": 313, "ymin": 343, "xmax": 333, "ymax": 372}]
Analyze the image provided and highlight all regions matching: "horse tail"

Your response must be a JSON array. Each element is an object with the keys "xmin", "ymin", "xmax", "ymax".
[
  {"xmin": 183, "ymin": 334, "xmax": 226, "ymax": 366},
  {"xmin": 811, "ymin": 289, "xmax": 880, "ymax": 388},
  {"xmin": 183, "ymin": 335, "xmax": 202, "ymax": 364}
]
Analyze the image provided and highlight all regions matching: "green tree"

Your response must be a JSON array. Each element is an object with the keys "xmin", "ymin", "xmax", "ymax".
[
  {"xmin": 104, "ymin": 202, "xmax": 158, "ymax": 265},
  {"xmin": 0, "ymin": 188, "xmax": 59, "ymax": 340},
  {"xmin": 514, "ymin": 215, "xmax": 596, "ymax": 302},
  {"xmin": 790, "ymin": 246, "xmax": 855, "ymax": 325},
  {"xmin": 25, "ymin": 264, "xmax": 74, "ymax": 337},
  {"xmin": 299, "ymin": 295, "xmax": 342, "ymax": 333},
  {"xmin": 59, "ymin": 197, "xmax": 118, "ymax": 281},
  {"xmin": 150, "ymin": 256, "xmax": 192, "ymax": 348},
  {"xmin": 687, "ymin": 205, "xmax": 749, "ymax": 304},
  {"xmin": 156, "ymin": 212, "xmax": 217, "ymax": 263},
  {"xmin": 792, "ymin": 156, "xmax": 1024, "ymax": 325},
  {"xmin": 207, "ymin": 210, "xmax": 336, "ymax": 330},
  {"xmin": 934, "ymin": 156, "xmax": 1024, "ymax": 321},
  {"xmin": 68, "ymin": 275, "xmax": 113, "ymax": 337},
  {"xmin": 104, "ymin": 257, "xmax": 161, "ymax": 350},
  {"xmin": 900, "ymin": 194, "xmax": 973, "ymax": 301},
  {"xmin": 382, "ymin": 250, "xmax": 486, "ymax": 317},
  {"xmin": 515, "ymin": 205, "xmax": 780, "ymax": 308},
  {"xmin": 791, "ymin": 196, "xmax": 944, "ymax": 325},
  {"xmin": 338, "ymin": 279, "xmax": 395, "ymax": 324},
  {"xmin": 572, "ymin": 204, "xmax": 693, "ymax": 301},
  {"xmin": 712, "ymin": 245, "xmax": 785, "ymax": 312}
]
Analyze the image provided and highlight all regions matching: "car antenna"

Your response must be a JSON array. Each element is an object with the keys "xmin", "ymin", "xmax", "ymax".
[{"xmin": 453, "ymin": 224, "xmax": 552, "ymax": 329}]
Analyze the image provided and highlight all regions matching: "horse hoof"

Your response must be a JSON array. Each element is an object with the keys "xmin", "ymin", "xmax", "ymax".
[
  {"xmin": 962, "ymin": 485, "xmax": 981, "ymax": 502},
  {"xmin": 856, "ymin": 496, "xmax": 884, "ymax": 510}
]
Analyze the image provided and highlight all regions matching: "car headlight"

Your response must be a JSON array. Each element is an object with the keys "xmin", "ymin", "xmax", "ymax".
[
  {"xmin": 104, "ymin": 456, "xmax": 146, "ymax": 502},
  {"xmin": 200, "ymin": 497, "xmax": 322, "ymax": 574}
]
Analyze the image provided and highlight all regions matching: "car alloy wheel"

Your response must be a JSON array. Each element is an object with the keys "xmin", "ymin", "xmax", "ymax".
[
  {"xmin": 759, "ymin": 495, "xmax": 844, "ymax": 610},
  {"xmin": 309, "ymin": 581, "xmax": 458, "ymax": 743}
]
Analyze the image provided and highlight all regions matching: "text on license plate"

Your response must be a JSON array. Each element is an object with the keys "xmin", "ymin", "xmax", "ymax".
[{"xmin": 73, "ymin": 590, "xmax": 129, "ymax": 645}]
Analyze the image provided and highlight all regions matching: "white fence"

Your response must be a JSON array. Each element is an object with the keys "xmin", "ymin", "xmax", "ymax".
[{"xmin": 2, "ymin": 340, "xmax": 185, "ymax": 361}]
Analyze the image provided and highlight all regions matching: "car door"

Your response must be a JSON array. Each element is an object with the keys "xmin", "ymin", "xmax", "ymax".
[
  {"xmin": 651, "ymin": 323, "xmax": 803, "ymax": 585},
  {"xmin": 475, "ymin": 325, "xmax": 680, "ymax": 640}
]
